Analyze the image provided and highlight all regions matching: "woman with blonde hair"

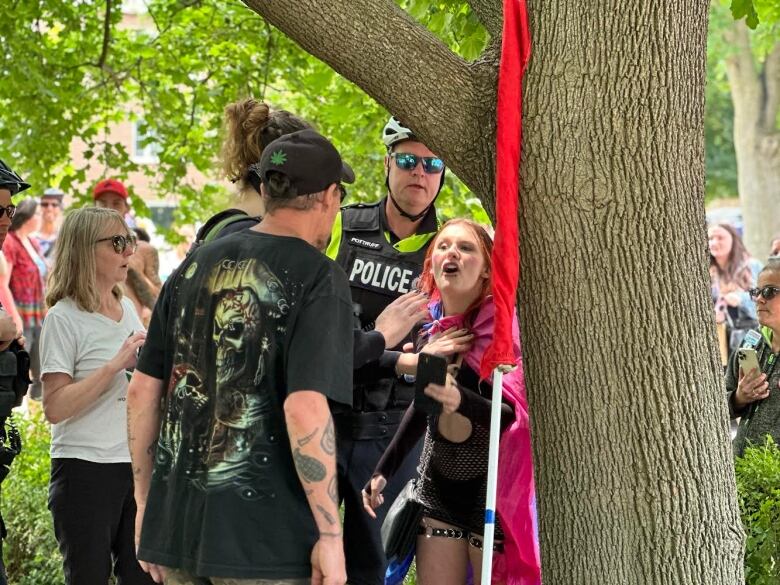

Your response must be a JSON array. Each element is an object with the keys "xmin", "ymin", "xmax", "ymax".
[
  {"xmin": 40, "ymin": 207, "xmax": 153, "ymax": 585},
  {"xmin": 194, "ymin": 98, "xmax": 313, "ymax": 242}
]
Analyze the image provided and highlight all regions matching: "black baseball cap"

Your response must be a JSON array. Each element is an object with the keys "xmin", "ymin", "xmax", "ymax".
[{"xmin": 257, "ymin": 129, "xmax": 355, "ymax": 197}]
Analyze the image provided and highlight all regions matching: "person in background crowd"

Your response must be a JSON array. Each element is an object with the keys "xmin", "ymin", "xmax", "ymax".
[
  {"xmin": 40, "ymin": 207, "xmax": 152, "ymax": 585},
  {"xmin": 726, "ymin": 257, "xmax": 780, "ymax": 457},
  {"xmin": 709, "ymin": 222, "xmax": 763, "ymax": 363},
  {"xmin": 770, "ymin": 235, "xmax": 780, "ymax": 258},
  {"xmin": 34, "ymin": 187, "xmax": 65, "ymax": 260},
  {"xmin": 363, "ymin": 219, "xmax": 540, "ymax": 585},
  {"xmin": 0, "ymin": 159, "xmax": 31, "ymax": 585},
  {"xmin": 93, "ymin": 179, "xmax": 162, "ymax": 325},
  {"xmin": 0, "ymin": 199, "xmax": 46, "ymax": 400},
  {"xmin": 194, "ymin": 97, "xmax": 313, "ymax": 243},
  {"xmin": 325, "ymin": 116, "xmax": 444, "ymax": 585},
  {"xmin": 133, "ymin": 227, "xmax": 151, "ymax": 244},
  {"xmin": 128, "ymin": 129, "xmax": 355, "ymax": 584}
]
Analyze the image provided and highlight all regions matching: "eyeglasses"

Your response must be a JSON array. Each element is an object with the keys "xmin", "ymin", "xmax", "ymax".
[
  {"xmin": 40, "ymin": 201, "xmax": 60, "ymax": 208},
  {"xmin": 749, "ymin": 285, "xmax": 780, "ymax": 301},
  {"xmin": 0, "ymin": 205, "xmax": 16, "ymax": 219},
  {"xmin": 390, "ymin": 153, "xmax": 445, "ymax": 174},
  {"xmin": 338, "ymin": 184, "xmax": 348, "ymax": 203},
  {"xmin": 95, "ymin": 234, "xmax": 138, "ymax": 254}
]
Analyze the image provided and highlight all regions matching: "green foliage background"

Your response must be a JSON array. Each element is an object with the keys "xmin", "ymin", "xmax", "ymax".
[
  {"xmin": 734, "ymin": 437, "xmax": 780, "ymax": 585},
  {"xmin": 0, "ymin": 0, "xmax": 491, "ymax": 231},
  {"xmin": 1, "ymin": 409, "xmax": 61, "ymax": 585},
  {"xmin": 3, "ymin": 0, "xmax": 775, "ymax": 229}
]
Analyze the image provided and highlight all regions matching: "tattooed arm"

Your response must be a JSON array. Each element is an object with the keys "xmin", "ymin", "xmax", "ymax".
[
  {"xmin": 141, "ymin": 243, "xmax": 163, "ymax": 291},
  {"xmin": 127, "ymin": 267, "xmax": 158, "ymax": 310},
  {"xmin": 284, "ymin": 390, "xmax": 346, "ymax": 585},
  {"xmin": 127, "ymin": 370, "xmax": 166, "ymax": 583}
]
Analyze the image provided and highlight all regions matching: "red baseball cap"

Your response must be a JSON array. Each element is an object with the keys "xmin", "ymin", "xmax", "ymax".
[{"xmin": 93, "ymin": 178, "xmax": 128, "ymax": 200}]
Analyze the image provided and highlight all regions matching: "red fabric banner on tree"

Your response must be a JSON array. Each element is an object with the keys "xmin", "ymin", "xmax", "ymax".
[{"xmin": 480, "ymin": 0, "xmax": 532, "ymax": 379}]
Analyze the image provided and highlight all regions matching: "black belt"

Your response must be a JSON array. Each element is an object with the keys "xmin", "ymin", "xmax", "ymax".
[{"xmin": 334, "ymin": 410, "xmax": 405, "ymax": 440}]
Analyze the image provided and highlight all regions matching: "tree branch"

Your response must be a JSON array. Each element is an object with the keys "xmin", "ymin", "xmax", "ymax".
[
  {"xmin": 467, "ymin": 0, "xmax": 503, "ymax": 39},
  {"xmin": 242, "ymin": 0, "xmax": 497, "ymax": 195},
  {"xmin": 97, "ymin": 0, "xmax": 112, "ymax": 70},
  {"xmin": 723, "ymin": 19, "xmax": 762, "ymax": 122},
  {"xmin": 261, "ymin": 21, "xmax": 274, "ymax": 101},
  {"xmin": 762, "ymin": 42, "xmax": 780, "ymax": 133}
]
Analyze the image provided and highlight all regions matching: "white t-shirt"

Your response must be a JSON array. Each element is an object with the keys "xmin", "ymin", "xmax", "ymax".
[{"xmin": 40, "ymin": 296, "xmax": 143, "ymax": 463}]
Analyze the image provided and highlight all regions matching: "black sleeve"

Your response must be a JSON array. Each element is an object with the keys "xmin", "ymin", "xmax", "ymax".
[
  {"xmin": 455, "ymin": 384, "xmax": 514, "ymax": 430},
  {"xmin": 724, "ymin": 349, "xmax": 744, "ymax": 419},
  {"xmin": 366, "ymin": 404, "xmax": 427, "ymax": 490},
  {"xmin": 354, "ymin": 330, "xmax": 386, "ymax": 369},
  {"xmin": 136, "ymin": 277, "xmax": 173, "ymax": 380},
  {"xmin": 287, "ymin": 293, "xmax": 354, "ymax": 408}
]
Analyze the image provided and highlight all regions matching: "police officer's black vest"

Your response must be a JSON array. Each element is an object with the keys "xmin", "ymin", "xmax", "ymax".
[
  {"xmin": 335, "ymin": 201, "xmax": 434, "ymax": 331},
  {"xmin": 334, "ymin": 201, "xmax": 437, "ymax": 413}
]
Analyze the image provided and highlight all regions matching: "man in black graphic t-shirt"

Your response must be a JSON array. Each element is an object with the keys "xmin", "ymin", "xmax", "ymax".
[{"xmin": 128, "ymin": 130, "xmax": 355, "ymax": 584}]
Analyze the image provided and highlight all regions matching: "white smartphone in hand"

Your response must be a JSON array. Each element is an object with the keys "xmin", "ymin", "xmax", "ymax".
[{"xmin": 737, "ymin": 348, "xmax": 760, "ymax": 376}]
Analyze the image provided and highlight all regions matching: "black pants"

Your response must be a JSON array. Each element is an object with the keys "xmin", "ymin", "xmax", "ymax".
[
  {"xmin": 337, "ymin": 426, "xmax": 423, "ymax": 585},
  {"xmin": 48, "ymin": 458, "xmax": 155, "ymax": 585}
]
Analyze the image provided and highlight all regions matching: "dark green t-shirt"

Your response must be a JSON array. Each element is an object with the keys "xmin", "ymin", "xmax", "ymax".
[{"xmin": 136, "ymin": 230, "xmax": 353, "ymax": 579}]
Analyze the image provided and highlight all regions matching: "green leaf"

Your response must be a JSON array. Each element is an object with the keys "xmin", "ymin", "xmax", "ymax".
[{"xmin": 731, "ymin": 0, "xmax": 761, "ymax": 28}]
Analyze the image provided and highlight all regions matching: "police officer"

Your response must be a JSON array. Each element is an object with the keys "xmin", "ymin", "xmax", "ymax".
[
  {"xmin": 325, "ymin": 117, "xmax": 445, "ymax": 585},
  {"xmin": 0, "ymin": 159, "xmax": 31, "ymax": 585}
]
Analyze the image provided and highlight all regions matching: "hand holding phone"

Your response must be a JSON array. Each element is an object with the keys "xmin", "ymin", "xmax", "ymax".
[
  {"xmin": 415, "ymin": 353, "xmax": 447, "ymax": 415},
  {"xmin": 737, "ymin": 348, "xmax": 760, "ymax": 377}
]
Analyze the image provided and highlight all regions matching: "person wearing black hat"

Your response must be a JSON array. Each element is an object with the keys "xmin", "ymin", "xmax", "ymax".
[
  {"xmin": 127, "ymin": 130, "xmax": 356, "ymax": 584},
  {"xmin": 0, "ymin": 159, "xmax": 30, "ymax": 585}
]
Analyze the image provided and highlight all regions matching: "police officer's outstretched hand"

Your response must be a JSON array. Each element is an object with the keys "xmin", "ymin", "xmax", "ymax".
[
  {"xmin": 311, "ymin": 536, "xmax": 346, "ymax": 585},
  {"xmin": 374, "ymin": 291, "xmax": 428, "ymax": 349},
  {"xmin": 362, "ymin": 474, "xmax": 387, "ymax": 519}
]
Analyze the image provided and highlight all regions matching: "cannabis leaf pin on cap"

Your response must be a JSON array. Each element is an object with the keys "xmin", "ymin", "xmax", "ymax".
[{"xmin": 258, "ymin": 129, "xmax": 355, "ymax": 197}]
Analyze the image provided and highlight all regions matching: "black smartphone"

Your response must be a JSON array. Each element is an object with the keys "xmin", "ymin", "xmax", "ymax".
[{"xmin": 414, "ymin": 353, "xmax": 447, "ymax": 415}]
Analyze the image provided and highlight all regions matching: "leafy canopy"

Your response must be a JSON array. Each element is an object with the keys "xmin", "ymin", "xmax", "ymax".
[
  {"xmin": 0, "ymin": 0, "xmax": 758, "ymax": 229},
  {"xmin": 731, "ymin": 0, "xmax": 780, "ymax": 29},
  {"xmin": 0, "ymin": 0, "xmax": 490, "ymax": 232}
]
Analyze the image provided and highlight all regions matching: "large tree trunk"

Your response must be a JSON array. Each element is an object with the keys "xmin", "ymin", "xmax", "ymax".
[
  {"xmin": 724, "ymin": 22, "xmax": 780, "ymax": 258},
  {"xmin": 522, "ymin": 2, "xmax": 743, "ymax": 582},
  {"xmin": 244, "ymin": 1, "xmax": 745, "ymax": 582}
]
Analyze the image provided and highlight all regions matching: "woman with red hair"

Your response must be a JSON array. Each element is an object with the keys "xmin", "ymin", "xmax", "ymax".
[{"xmin": 363, "ymin": 219, "xmax": 540, "ymax": 585}]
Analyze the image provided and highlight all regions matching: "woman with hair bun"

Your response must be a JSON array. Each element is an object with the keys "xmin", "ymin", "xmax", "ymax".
[{"xmin": 195, "ymin": 98, "xmax": 313, "ymax": 242}]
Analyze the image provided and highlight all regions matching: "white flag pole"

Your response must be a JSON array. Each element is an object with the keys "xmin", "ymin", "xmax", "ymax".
[{"xmin": 480, "ymin": 365, "xmax": 507, "ymax": 584}]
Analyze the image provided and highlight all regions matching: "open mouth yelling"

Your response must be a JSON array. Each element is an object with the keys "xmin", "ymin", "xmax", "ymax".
[{"xmin": 442, "ymin": 261, "xmax": 459, "ymax": 275}]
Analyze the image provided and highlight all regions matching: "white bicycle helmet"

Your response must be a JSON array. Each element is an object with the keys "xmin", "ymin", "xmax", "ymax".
[{"xmin": 382, "ymin": 117, "xmax": 416, "ymax": 150}]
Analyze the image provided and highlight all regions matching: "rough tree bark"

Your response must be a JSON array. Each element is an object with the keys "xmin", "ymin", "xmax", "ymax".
[
  {"xmin": 723, "ymin": 22, "xmax": 780, "ymax": 257},
  {"xmin": 243, "ymin": 1, "xmax": 745, "ymax": 582}
]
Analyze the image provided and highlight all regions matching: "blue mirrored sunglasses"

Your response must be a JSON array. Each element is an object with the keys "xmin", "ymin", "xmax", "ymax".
[{"xmin": 390, "ymin": 153, "xmax": 445, "ymax": 174}]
